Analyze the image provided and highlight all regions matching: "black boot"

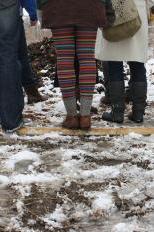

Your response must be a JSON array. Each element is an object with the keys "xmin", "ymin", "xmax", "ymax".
[
  {"xmin": 128, "ymin": 82, "xmax": 147, "ymax": 123},
  {"xmin": 102, "ymin": 81, "xmax": 125, "ymax": 123},
  {"xmin": 24, "ymin": 85, "xmax": 48, "ymax": 104}
]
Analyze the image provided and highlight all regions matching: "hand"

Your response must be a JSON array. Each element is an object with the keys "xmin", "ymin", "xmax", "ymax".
[{"xmin": 30, "ymin": 20, "xmax": 38, "ymax": 27}]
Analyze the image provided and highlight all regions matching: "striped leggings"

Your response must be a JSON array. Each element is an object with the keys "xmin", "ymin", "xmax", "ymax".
[{"xmin": 52, "ymin": 27, "xmax": 97, "ymax": 99}]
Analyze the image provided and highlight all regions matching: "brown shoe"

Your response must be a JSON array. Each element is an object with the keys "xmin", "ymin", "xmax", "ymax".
[
  {"xmin": 24, "ymin": 85, "xmax": 48, "ymax": 104},
  {"xmin": 62, "ymin": 115, "xmax": 80, "ymax": 129},
  {"xmin": 80, "ymin": 116, "xmax": 91, "ymax": 130}
]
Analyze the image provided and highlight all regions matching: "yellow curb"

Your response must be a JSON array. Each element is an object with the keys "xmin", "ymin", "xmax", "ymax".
[{"xmin": 10, "ymin": 126, "xmax": 154, "ymax": 136}]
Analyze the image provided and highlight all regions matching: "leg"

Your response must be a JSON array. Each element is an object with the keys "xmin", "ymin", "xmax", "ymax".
[
  {"xmin": 128, "ymin": 62, "xmax": 147, "ymax": 123},
  {"xmin": 76, "ymin": 28, "xmax": 97, "ymax": 129},
  {"xmin": 19, "ymin": 18, "xmax": 36, "ymax": 88},
  {"xmin": 102, "ymin": 61, "xmax": 125, "ymax": 123},
  {"xmin": 52, "ymin": 27, "xmax": 79, "ymax": 129},
  {"xmin": 100, "ymin": 61, "xmax": 111, "ymax": 105},
  {"xmin": 18, "ymin": 18, "xmax": 47, "ymax": 104},
  {"xmin": 0, "ymin": 3, "xmax": 24, "ymax": 131}
]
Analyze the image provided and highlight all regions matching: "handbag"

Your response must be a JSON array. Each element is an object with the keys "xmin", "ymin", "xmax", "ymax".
[{"xmin": 103, "ymin": 0, "xmax": 142, "ymax": 42}]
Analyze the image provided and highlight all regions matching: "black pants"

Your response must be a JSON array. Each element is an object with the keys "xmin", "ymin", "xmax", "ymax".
[{"xmin": 108, "ymin": 61, "xmax": 147, "ymax": 82}]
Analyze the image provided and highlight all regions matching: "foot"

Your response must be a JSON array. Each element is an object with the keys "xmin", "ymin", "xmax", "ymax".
[
  {"xmin": 80, "ymin": 115, "xmax": 91, "ymax": 130},
  {"xmin": 62, "ymin": 115, "xmax": 80, "ymax": 129},
  {"xmin": 128, "ymin": 111, "xmax": 144, "ymax": 123},
  {"xmin": 102, "ymin": 111, "xmax": 124, "ymax": 123},
  {"xmin": 3, "ymin": 120, "xmax": 24, "ymax": 134}
]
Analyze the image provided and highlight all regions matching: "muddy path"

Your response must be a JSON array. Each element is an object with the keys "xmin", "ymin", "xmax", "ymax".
[{"xmin": 0, "ymin": 133, "xmax": 154, "ymax": 232}]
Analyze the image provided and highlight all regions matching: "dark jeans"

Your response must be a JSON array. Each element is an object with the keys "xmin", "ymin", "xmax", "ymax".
[
  {"xmin": 0, "ymin": 3, "xmax": 24, "ymax": 130},
  {"xmin": 108, "ymin": 61, "xmax": 147, "ymax": 82},
  {"xmin": 19, "ymin": 18, "xmax": 36, "ymax": 88}
]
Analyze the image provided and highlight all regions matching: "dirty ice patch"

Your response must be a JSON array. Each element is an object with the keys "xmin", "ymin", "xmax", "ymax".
[
  {"xmin": 92, "ymin": 193, "xmax": 114, "ymax": 213},
  {"xmin": 0, "ymin": 144, "xmax": 25, "ymax": 155},
  {"xmin": 10, "ymin": 173, "xmax": 60, "ymax": 185},
  {"xmin": 81, "ymin": 165, "xmax": 121, "ymax": 180},
  {"xmin": 119, "ymin": 188, "xmax": 146, "ymax": 205},
  {"xmin": 111, "ymin": 221, "xmax": 143, "ymax": 232},
  {"xmin": 127, "ymin": 132, "xmax": 143, "ymax": 140},
  {"xmin": 0, "ymin": 175, "xmax": 9, "ymax": 186},
  {"xmin": 0, "ymin": 145, "xmax": 10, "ymax": 155},
  {"xmin": 145, "ymin": 182, "xmax": 154, "ymax": 198},
  {"xmin": 61, "ymin": 159, "xmax": 84, "ymax": 179},
  {"xmin": 14, "ymin": 185, "xmax": 32, "ymax": 198},
  {"xmin": 4, "ymin": 150, "xmax": 40, "ymax": 170},
  {"xmin": 20, "ymin": 133, "xmax": 73, "ymax": 143},
  {"xmin": 61, "ymin": 148, "xmax": 86, "ymax": 161},
  {"xmin": 85, "ymin": 191, "xmax": 116, "ymax": 215},
  {"xmin": 42, "ymin": 205, "xmax": 67, "ymax": 229}
]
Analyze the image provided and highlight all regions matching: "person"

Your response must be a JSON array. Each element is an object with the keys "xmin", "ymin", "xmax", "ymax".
[
  {"xmin": 37, "ymin": 0, "xmax": 99, "ymax": 114},
  {"xmin": 0, "ymin": 0, "xmax": 24, "ymax": 132},
  {"xmin": 99, "ymin": 61, "xmax": 133, "ymax": 105},
  {"xmin": 41, "ymin": 0, "xmax": 108, "ymax": 130},
  {"xmin": 95, "ymin": 0, "xmax": 154, "ymax": 123},
  {"xmin": 20, "ymin": 0, "xmax": 48, "ymax": 104}
]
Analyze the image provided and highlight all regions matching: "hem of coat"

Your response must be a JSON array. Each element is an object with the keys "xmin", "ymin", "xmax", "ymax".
[
  {"xmin": 95, "ymin": 57, "xmax": 148, "ymax": 64},
  {"xmin": 42, "ymin": 22, "xmax": 106, "ymax": 30}
]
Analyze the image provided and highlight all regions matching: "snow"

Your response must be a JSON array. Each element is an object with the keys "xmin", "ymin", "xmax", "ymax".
[
  {"xmin": 1, "ymin": 133, "xmax": 154, "ymax": 231},
  {"xmin": 42, "ymin": 206, "xmax": 67, "ymax": 228},
  {"xmin": 81, "ymin": 165, "xmax": 121, "ymax": 180},
  {"xmin": 10, "ymin": 173, "xmax": 60, "ymax": 185},
  {"xmin": 111, "ymin": 222, "xmax": 139, "ymax": 232},
  {"xmin": 90, "ymin": 191, "xmax": 115, "ymax": 213},
  {"xmin": 4, "ymin": 150, "xmax": 40, "ymax": 170},
  {"xmin": 128, "ymin": 132, "xmax": 143, "ymax": 139},
  {"xmin": 0, "ymin": 22, "xmax": 154, "ymax": 232},
  {"xmin": 0, "ymin": 145, "xmax": 10, "ymax": 154},
  {"xmin": 0, "ymin": 175, "xmax": 9, "ymax": 186}
]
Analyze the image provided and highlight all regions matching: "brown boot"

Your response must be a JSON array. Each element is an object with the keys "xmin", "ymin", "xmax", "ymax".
[
  {"xmin": 62, "ymin": 115, "xmax": 80, "ymax": 129},
  {"xmin": 80, "ymin": 116, "xmax": 91, "ymax": 130},
  {"xmin": 24, "ymin": 85, "xmax": 48, "ymax": 104}
]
